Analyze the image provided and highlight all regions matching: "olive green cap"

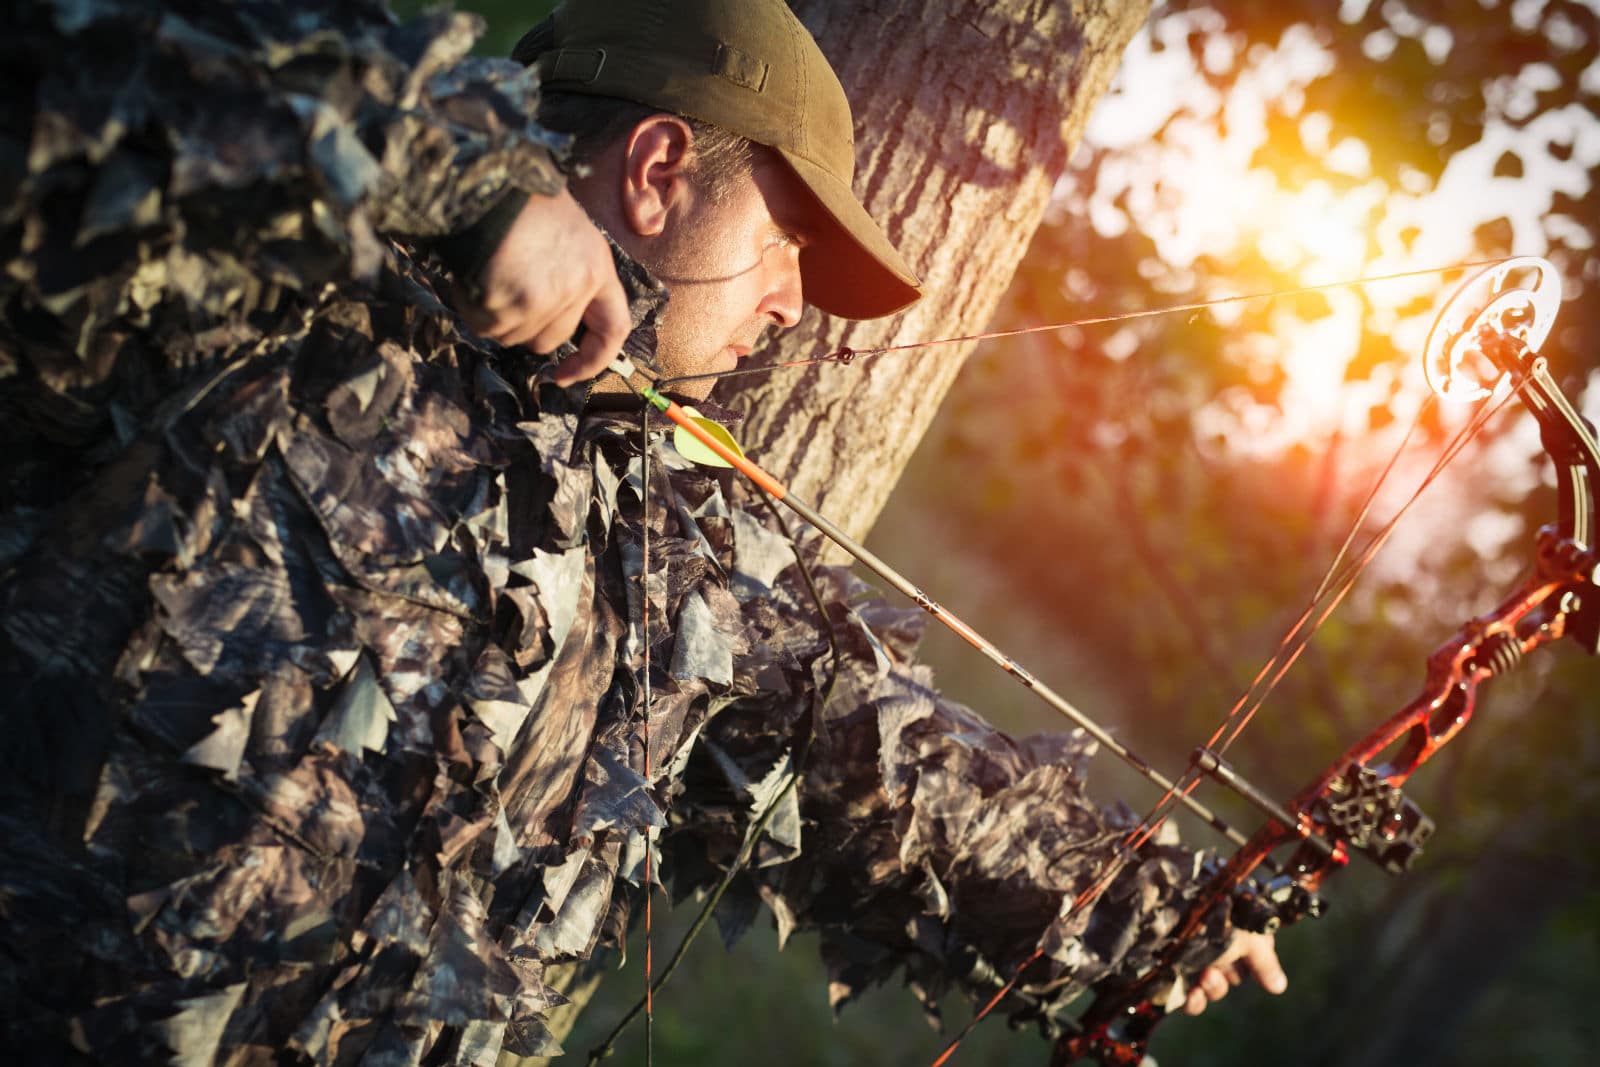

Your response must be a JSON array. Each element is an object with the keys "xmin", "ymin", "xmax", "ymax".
[{"xmin": 517, "ymin": 0, "xmax": 922, "ymax": 320}]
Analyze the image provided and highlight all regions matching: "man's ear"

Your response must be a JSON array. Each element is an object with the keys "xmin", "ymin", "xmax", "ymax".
[{"xmin": 619, "ymin": 114, "xmax": 697, "ymax": 239}]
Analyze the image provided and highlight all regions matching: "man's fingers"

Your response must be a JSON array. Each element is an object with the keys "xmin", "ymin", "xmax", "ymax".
[
  {"xmin": 552, "ymin": 274, "xmax": 630, "ymax": 386},
  {"xmin": 487, "ymin": 296, "xmax": 557, "ymax": 349},
  {"xmin": 1243, "ymin": 938, "xmax": 1288, "ymax": 995},
  {"xmin": 1181, "ymin": 962, "xmax": 1260, "ymax": 1018},
  {"xmin": 528, "ymin": 299, "xmax": 589, "ymax": 355},
  {"xmin": 553, "ymin": 324, "xmax": 624, "ymax": 385},
  {"xmin": 456, "ymin": 286, "xmax": 542, "ymax": 347},
  {"xmin": 1184, "ymin": 931, "xmax": 1288, "ymax": 1017},
  {"xmin": 1179, "ymin": 968, "xmax": 1231, "ymax": 1017},
  {"xmin": 442, "ymin": 186, "xmax": 629, "ymax": 385}
]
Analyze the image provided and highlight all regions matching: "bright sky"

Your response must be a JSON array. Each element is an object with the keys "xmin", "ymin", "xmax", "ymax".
[{"xmin": 1065, "ymin": 3, "xmax": 1599, "ymax": 569}]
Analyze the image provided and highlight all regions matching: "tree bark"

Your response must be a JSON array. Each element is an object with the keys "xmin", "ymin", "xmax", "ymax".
[
  {"xmin": 532, "ymin": 3, "xmax": 1148, "ymax": 1057},
  {"xmin": 724, "ymin": 0, "xmax": 1150, "ymax": 542}
]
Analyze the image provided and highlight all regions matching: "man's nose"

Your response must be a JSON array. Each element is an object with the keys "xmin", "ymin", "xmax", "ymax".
[{"xmin": 762, "ymin": 256, "xmax": 804, "ymax": 328}]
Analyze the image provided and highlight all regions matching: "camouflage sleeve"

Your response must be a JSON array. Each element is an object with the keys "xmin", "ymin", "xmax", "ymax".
[
  {"xmin": 1, "ymin": 0, "xmax": 563, "ymax": 393},
  {"xmin": 671, "ymin": 555, "xmax": 1233, "ymax": 1042}
]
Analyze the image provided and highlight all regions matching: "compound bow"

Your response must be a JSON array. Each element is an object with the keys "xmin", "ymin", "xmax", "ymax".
[{"xmin": 1052, "ymin": 255, "xmax": 1600, "ymax": 1064}]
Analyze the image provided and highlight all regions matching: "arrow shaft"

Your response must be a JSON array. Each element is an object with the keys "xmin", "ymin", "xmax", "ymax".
[{"xmin": 637, "ymin": 381, "xmax": 1250, "ymax": 848}]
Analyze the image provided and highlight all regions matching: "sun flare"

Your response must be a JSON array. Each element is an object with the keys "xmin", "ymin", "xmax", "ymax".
[{"xmin": 1076, "ymin": 10, "xmax": 1589, "ymax": 461}]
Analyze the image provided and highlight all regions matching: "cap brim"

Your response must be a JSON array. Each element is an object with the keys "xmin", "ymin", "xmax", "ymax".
[{"xmin": 777, "ymin": 148, "xmax": 922, "ymax": 320}]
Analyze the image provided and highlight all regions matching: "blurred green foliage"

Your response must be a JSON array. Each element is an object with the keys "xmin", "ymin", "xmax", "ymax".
[{"xmin": 389, "ymin": 0, "xmax": 555, "ymax": 56}]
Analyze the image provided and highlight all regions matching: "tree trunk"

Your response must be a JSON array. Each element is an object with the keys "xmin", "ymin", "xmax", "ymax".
[
  {"xmin": 724, "ymin": 0, "xmax": 1150, "ymax": 542},
  {"xmin": 533, "ymin": 2, "xmax": 1148, "ymax": 1057}
]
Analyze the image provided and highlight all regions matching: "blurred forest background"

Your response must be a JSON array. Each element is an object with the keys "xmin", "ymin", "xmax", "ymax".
[{"xmin": 405, "ymin": 1, "xmax": 1600, "ymax": 1063}]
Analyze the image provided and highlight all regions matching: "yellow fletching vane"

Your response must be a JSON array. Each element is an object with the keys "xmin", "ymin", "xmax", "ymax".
[{"xmin": 672, "ymin": 408, "xmax": 745, "ymax": 468}]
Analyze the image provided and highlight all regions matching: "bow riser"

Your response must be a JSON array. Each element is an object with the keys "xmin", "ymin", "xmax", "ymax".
[{"xmin": 1342, "ymin": 574, "xmax": 1575, "ymax": 785}]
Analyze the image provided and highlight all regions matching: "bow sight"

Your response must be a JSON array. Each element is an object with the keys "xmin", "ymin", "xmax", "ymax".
[{"xmin": 1054, "ymin": 256, "xmax": 1600, "ymax": 1066}]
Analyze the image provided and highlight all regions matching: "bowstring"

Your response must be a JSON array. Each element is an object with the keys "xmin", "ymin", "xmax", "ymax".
[
  {"xmin": 663, "ymin": 257, "xmax": 1521, "ymax": 764},
  {"xmin": 587, "ymin": 372, "xmax": 847, "ymax": 1066},
  {"xmin": 659, "ymin": 259, "xmax": 1515, "ymax": 390},
  {"xmin": 640, "ymin": 406, "xmax": 655, "ymax": 1067}
]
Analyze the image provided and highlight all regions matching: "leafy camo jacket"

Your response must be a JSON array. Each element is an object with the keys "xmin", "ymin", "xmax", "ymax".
[{"xmin": 0, "ymin": 1, "xmax": 1227, "ymax": 1062}]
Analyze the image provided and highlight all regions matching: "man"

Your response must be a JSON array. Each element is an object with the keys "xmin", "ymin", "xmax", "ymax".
[
  {"xmin": 490, "ymin": 0, "xmax": 1285, "ymax": 1026},
  {"xmin": 459, "ymin": 0, "xmax": 921, "ymax": 398},
  {"xmin": 0, "ymin": 3, "xmax": 1274, "ymax": 1065}
]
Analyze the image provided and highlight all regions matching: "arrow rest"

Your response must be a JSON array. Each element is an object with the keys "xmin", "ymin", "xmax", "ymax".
[
  {"xmin": 1230, "ymin": 871, "xmax": 1326, "ymax": 936},
  {"xmin": 1308, "ymin": 764, "xmax": 1434, "ymax": 875}
]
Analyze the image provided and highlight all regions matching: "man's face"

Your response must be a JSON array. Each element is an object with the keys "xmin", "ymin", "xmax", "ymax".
[{"xmin": 642, "ymin": 156, "xmax": 816, "ymax": 400}]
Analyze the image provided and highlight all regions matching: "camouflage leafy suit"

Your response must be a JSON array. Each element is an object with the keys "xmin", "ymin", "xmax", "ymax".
[{"xmin": 0, "ymin": 1, "xmax": 1221, "ymax": 1063}]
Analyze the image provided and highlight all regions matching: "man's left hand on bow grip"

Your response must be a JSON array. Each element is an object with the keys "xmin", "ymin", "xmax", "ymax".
[
  {"xmin": 453, "ymin": 188, "xmax": 631, "ymax": 386},
  {"xmin": 1183, "ymin": 929, "xmax": 1288, "ymax": 1016}
]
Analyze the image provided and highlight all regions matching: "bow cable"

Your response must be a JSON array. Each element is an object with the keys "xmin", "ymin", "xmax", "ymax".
[
  {"xmin": 924, "ymin": 372, "xmax": 1528, "ymax": 1067},
  {"xmin": 1209, "ymin": 379, "xmax": 1525, "ymax": 757}
]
